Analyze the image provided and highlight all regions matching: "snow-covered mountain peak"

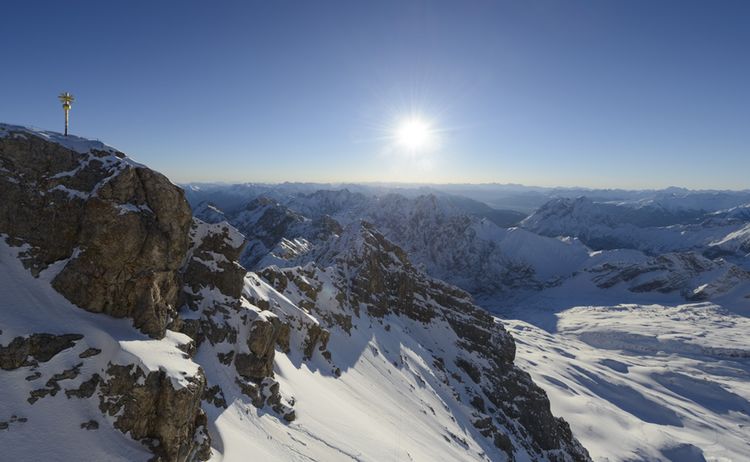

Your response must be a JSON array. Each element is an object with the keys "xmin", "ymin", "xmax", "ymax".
[
  {"xmin": 522, "ymin": 196, "xmax": 621, "ymax": 231},
  {"xmin": 193, "ymin": 201, "xmax": 228, "ymax": 224},
  {"xmin": 0, "ymin": 123, "xmax": 122, "ymax": 156}
]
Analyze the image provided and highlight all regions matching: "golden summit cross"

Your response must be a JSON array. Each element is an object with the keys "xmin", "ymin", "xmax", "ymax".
[{"xmin": 58, "ymin": 92, "xmax": 74, "ymax": 136}]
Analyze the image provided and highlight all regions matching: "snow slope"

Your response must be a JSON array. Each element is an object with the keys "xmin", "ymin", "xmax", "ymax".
[
  {"xmin": 203, "ymin": 276, "xmax": 509, "ymax": 462},
  {"xmin": 507, "ymin": 303, "xmax": 750, "ymax": 462},
  {"xmin": 0, "ymin": 238, "xmax": 199, "ymax": 462},
  {"xmin": 483, "ymin": 267, "xmax": 750, "ymax": 462}
]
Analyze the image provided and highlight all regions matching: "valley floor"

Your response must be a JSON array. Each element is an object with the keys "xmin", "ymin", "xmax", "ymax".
[{"xmin": 499, "ymin": 300, "xmax": 750, "ymax": 462}]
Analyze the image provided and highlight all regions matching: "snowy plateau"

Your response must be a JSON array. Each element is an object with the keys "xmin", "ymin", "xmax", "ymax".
[{"xmin": 1, "ymin": 124, "xmax": 749, "ymax": 462}]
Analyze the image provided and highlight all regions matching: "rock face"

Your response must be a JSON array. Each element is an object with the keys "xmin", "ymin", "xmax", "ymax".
[
  {"xmin": 99, "ymin": 364, "xmax": 211, "ymax": 462},
  {"xmin": 178, "ymin": 218, "xmax": 297, "ymax": 421},
  {"xmin": 182, "ymin": 219, "xmax": 247, "ymax": 300},
  {"xmin": 0, "ymin": 124, "xmax": 192, "ymax": 338},
  {"xmin": 0, "ymin": 125, "xmax": 209, "ymax": 462},
  {"xmin": 234, "ymin": 314, "xmax": 285, "ymax": 380}
]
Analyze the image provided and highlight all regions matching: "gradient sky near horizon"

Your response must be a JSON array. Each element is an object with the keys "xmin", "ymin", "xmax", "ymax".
[{"xmin": 1, "ymin": 0, "xmax": 749, "ymax": 189}]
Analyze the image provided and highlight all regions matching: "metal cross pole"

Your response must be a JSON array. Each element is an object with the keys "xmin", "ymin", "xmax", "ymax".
[{"xmin": 58, "ymin": 92, "xmax": 74, "ymax": 136}]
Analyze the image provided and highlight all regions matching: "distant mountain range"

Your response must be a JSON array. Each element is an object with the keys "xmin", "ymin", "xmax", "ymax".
[
  {"xmin": 183, "ymin": 178, "xmax": 750, "ymax": 461},
  {"xmin": 188, "ymin": 182, "xmax": 750, "ymax": 306},
  {"xmin": 183, "ymin": 181, "xmax": 750, "ymax": 214}
]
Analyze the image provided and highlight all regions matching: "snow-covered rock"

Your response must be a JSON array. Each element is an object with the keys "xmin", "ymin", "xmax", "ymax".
[
  {"xmin": 709, "ymin": 222, "xmax": 750, "ymax": 257},
  {"xmin": 586, "ymin": 251, "xmax": 750, "ymax": 301},
  {"xmin": 0, "ymin": 122, "xmax": 193, "ymax": 338},
  {"xmin": 209, "ymin": 191, "xmax": 591, "ymax": 295},
  {"xmin": 193, "ymin": 201, "xmax": 228, "ymax": 224}
]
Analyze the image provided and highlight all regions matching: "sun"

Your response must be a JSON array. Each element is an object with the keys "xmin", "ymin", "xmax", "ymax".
[{"xmin": 395, "ymin": 117, "xmax": 433, "ymax": 151}]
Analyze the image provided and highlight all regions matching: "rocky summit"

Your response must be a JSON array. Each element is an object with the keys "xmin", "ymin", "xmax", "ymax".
[
  {"xmin": 0, "ymin": 124, "xmax": 592, "ymax": 461},
  {"xmin": 0, "ymin": 124, "xmax": 192, "ymax": 338}
]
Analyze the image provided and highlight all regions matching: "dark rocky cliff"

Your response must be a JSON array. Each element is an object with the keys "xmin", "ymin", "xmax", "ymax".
[
  {"xmin": 0, "ymin": 124, "xmax": 207, "ymax": 461},
  {"xmin": 0, "ymin": 124, "xmax": 192, "ymax": 339}
]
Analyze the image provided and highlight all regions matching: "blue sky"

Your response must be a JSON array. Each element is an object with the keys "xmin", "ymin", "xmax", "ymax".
[{"xmin": 1, "ymin": 0, "xmax": 748, "ymax": 189}]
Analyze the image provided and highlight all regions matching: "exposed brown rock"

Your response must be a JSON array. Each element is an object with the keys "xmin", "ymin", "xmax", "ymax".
[
  {"xmin": 65, "ymin": 373, "xmax": 101, "ymax": 399},
  {"xmin": 0, "ymin": 333, "xmax": 83, "ymax": 370},
  {"xmin": 302, "ymin": 324, "xmax": 330, "ymax": 360},
  {"xmin": 99, "ymin": 364, "xmax": 210, "ymax": 462},
  {"xmin": 78, "ymin": 347, "xmax": 101, "ymax": 358},
  {"xmin": 235, "ymin": 315, "xmax": 284, "ymax": 381},
  {"xmin": 0, "ymin": 128, "xmax": 193, "ymax": 338}
]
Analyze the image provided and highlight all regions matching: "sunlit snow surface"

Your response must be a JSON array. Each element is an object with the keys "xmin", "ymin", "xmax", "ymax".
[
  {"xmin": 497, "ymin": 292, "xmax": 750, "ymax": 461},
  {"xmin": 0, "ymin": 239, "xmax": 199, "ymax": 461}
]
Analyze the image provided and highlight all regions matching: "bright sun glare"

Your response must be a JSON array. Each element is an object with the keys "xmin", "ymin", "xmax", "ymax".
[{"xmin": 395, "ymin": 117, "xmax": 432, "ymax": 151}]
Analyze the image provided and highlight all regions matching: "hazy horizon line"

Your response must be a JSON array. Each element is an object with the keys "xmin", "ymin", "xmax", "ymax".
[{"xmin": 179, "ymin": 179, "xmax": 750, "ymax": 194}]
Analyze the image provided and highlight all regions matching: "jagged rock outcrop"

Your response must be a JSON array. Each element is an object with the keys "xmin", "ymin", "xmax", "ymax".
[
  {"xmin": 255, "ymin": 221, "xmax": 591, "ymax": 461},
  {"xmin": 99, "ymin": 364, "xmax": 211, "ymax": 462},
  {"xmin": 218, "ymin": 196, "xmax": 343, "ymax": 269},
  {"xmin": 234, "ymin": 314, "xmax": 285, "ymax": 380},
  {"xmin": 178, "ymin": 218, "xmax": 296, "ymax": 421},
  {"xmin": 182, "ymin": 219, "xmax": 247, "ymax": 300},
  {"xmin": 0, "ymin": 124, "xmax": 192, "ymax": 338}
]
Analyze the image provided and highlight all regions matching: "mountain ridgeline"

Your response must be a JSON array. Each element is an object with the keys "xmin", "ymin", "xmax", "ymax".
[
  {"xmin": 0, "ymin": 124, "xmax": 591, "ymax": 461},
  {"xmin": 192, "ymin": 187, "xmax": 750, "ymax": 309}
]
